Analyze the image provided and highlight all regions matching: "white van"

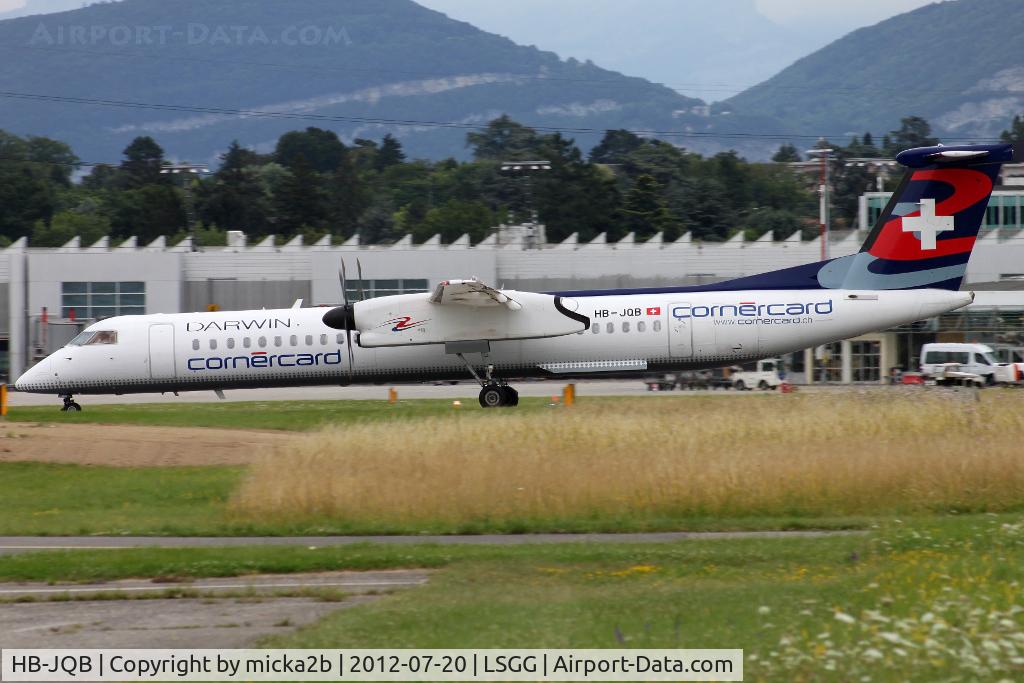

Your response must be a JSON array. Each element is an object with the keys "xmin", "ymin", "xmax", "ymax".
[{"xmin": 919, "ymin": 343, "xmax": 998, "ymax": 384}]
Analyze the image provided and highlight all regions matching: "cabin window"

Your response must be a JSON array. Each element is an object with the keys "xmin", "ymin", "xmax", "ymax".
[
  {"xmin": 243, "ymin": 337, "xmax": 252, "ymax": 349},
  {"xmin": 336, "ymin": 333, "xmax": 345, "ymax": 345},
  {"xmin": 258, "ymin": 336, "xmax": 267, "ymax": 348},
  {"xmin": 622, "ymin": 322, "xmax": 630, "ymax": 333},
  {"xmin": 191, "ymin": 339, "xmax": 200, "ymax": 351},
  {"xmin": 274, "ymin": 336, "xmax": 282, "ymax": 347},
  {"xmin": 653, "ymin": 320, "xmax": 662, "ymax": 332},
  {"xmin": 305, "ymin": 335, "xmax": 314, "ymax": 346},
  {"xmin": 209, "ymin": 339, "xmax": 217, "ymax": 350},
  {"xmin": 226, "ymin": 338, "xmax": 235, "ymax": 350},
  {"xmin": 592, "ymin": 324, "xmax": 599, "ymax": 334},
  {"xmin": 606, "ymin": 322, "xmax": 614, "ymax": 334},
  {"xmin": 320, "ymin": 334, "xmax": 328, "ymax": 346},
  {"xmin": 638, "ymin": 321, "xmax": 646, "ymax": 333},
  {"xmin": 290, "ymin": 335, "xmax": 298, "ymax": 347}
]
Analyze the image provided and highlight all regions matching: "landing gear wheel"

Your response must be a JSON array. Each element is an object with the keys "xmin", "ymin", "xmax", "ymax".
[
  {"xmin": 501, "ymin": 386, "xmax": 519, "ymax": 407},
  {"xmin": 60, "ymin": 396, "xmax": 82, "ymax": 412},
  {"xmin": 479, "ymin": 385, "xmax": 506, "ymax": 408}
]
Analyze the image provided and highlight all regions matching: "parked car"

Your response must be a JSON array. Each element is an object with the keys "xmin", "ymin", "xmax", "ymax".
[{"xmin": 920, "ymin": 343, "xmax": 1000, "ymax": 385}]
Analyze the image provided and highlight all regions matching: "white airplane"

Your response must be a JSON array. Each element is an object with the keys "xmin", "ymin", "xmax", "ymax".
[{"xmin": 15, "ymin": 143, "xmax": 1015, "ymax": 410}]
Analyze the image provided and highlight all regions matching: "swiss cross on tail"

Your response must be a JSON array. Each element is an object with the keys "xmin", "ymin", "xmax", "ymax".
[{"xmin": 902, "ymin": 198, "xmax": 954, "ymax": 250}]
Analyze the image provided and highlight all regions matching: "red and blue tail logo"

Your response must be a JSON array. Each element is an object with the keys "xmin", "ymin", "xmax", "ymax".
[{"xmin": 817, "ymin": 143, "xmax": 1014, "ymax": 290}]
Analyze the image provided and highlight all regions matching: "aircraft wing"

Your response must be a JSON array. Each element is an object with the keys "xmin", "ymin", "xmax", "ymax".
[
  {"xmin": 344, "ymin": 279, "xmax": 589, "ymax": 348},
  {"xmin": 429, "ymin": 279, "xmax": 523, "ymax": 311}
]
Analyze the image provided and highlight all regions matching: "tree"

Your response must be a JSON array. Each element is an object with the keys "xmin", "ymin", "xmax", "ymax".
[
  {"xmin": 467, "ymin": 115, "xmax": 544, "ymax": 161},
  {"xmin": 271, "ymin": 156, "xmax": 328, "ymax": 235},
  {"xmin": 590, "ymin": 129, "xmax": 644, "ymax": 164},
  {"xmin": 197, "ymin": 141, "xmax": 271, "ymax": 235},
  {"xmin": 885, "ymin": 116, "xmax": 939, "ymax": 155},
  {"xmin": 1001, "ymin": 114, "xmax": 1024, "ymax": 145},
  {"xmin": 275, "ymin": 128, "xmax": 347, "ymax": 173},
  {"xmin": 0, "ymin": 130, "xmax": 65, "ymax": 240},
  {"xmin": 771, "ymin": 143, "xmax": 801, "ymax": 162},
  {"xmin": 375, "ymin": 134, "xmax": 406, "ymax": 170},
  {"xmin": 109, "ymin": 185, "xmax": 185, "ymax": 242},
  {"xmin": 31, "ymin": 210, "xmax": 110, "ymax": 247},
  {"xmin": 120, "ymin": 136, "xmax": 165, "ymax": 188},
  {"xmin": 618, "ymin": 174, "xmax": 675, "ymax": 240},
  {"xmin": 417, "ymin": 200, "xmax": 494, "ymax": 243}
]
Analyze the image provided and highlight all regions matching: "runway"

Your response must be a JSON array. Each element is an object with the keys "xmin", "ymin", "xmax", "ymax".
[
  {"xmin": 6, "ymin": 379, "xmax": 674, "ymax": 406},
  {"xmin": 0, "ymin": 530, "xmax": 863, "ymax": 556}
]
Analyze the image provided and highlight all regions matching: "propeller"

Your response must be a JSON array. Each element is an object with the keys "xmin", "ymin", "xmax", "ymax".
[{"xmin": 322, "ymin": 258, "xmax": 357, "ymax": 381}]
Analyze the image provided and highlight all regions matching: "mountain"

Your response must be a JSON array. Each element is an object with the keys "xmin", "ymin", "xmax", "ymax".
[
  {"xmin": 724, "ymin": 0, "xmax": 1024, "ymax": 144},
  {"xmin": 0, "ymin": 0, "xmax": 708, "ymax": 164}
]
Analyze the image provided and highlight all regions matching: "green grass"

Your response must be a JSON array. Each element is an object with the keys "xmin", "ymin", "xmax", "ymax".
[
  {"xmin": 0, "ymin": 460, "xmax": 870, "ymax": 535},
  {"xmin": 0, "ymin": 461, "xmax": 244, "ymax": 535},
  {"xmin": 5, "ymin": 397, "xmax": 559, "ymax": 431},
  {"xmin": 1, "ymin": 515, "xmax": 1020, "ymax": 681}
]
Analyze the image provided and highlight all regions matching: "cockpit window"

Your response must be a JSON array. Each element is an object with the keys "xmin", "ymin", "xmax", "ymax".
[{"xmin": 69, "ymin": 330, "xmax": 118, "ymax": 346}]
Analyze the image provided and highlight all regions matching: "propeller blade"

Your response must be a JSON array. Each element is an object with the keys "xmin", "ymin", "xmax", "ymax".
[
  {"xmin": 339, "ymin": 258, "xmax": 349, "ymax": 304},
  {"xmin": 356, "ymin": 259, "xmax": 366, "ymax": 302}
]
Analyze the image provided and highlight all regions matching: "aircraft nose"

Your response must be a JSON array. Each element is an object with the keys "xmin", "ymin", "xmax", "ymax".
[{"xmin": 15, "ymin": 357, "xmax": 51, "ymax": 392}]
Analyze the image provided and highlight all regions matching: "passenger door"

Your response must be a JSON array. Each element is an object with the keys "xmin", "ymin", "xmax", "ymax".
[
  {"xmin": 668, "ymin": 303, "xmax": 693, "ymax": 358},
  {"xmin": 148, "ymin": 323, "xmax": 176, "ymax": 380}
]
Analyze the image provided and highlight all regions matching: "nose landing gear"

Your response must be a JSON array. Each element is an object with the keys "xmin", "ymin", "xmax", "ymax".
[{"xmin": 60, "ymin": 395, "xmax": 82, "ymax": 412}]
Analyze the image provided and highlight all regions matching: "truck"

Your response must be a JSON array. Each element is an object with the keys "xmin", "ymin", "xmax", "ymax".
[{"xmin": 725, "ymin": 359, "xmax": 784, "ymax": 391}]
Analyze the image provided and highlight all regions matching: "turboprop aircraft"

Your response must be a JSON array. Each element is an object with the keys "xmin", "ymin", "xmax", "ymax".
[{"xmin": 15, "ymin": 143, "xmax": 1015, "ymax": 410}]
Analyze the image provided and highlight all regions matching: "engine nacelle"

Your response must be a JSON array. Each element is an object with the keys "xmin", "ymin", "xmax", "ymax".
[{"xmin": 354, "ymin": 292, "xmax": 589, "ymax": 348}]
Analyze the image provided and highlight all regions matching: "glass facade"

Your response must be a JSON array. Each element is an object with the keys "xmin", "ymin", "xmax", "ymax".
[{"xmin": 61, "ymin": 282, "xmax": 146, "ymax": 319}]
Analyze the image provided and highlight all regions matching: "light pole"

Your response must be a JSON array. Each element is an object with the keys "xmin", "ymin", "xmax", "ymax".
[
  {"xmin": 160, "ymin": 163, "xmax": 210, "ymax": 252},
  {"xmin": 805, "ymin": 147, "xmax": 834, "ymax": 260},
  {"xmin": 500, "ymin": 160, "xmax": 551, "ymax": 249}
]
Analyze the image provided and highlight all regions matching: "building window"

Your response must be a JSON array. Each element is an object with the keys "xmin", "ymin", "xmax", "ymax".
[
  {"xmin": 851, "ymin": 341, "xmax": 881, "ymax": 382},
  {"xmin": 61, "ymin": 281, "xmax": 145, "ymax": 319},
  {"xmin": 345, "ymin": 279, "xmax": 430, "ymax": 300}
]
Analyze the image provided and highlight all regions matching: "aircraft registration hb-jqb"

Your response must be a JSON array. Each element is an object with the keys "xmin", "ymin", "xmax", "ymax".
[{"xmin": 15, "ymin": 143, "xmax": 1019, "ymax": 410}]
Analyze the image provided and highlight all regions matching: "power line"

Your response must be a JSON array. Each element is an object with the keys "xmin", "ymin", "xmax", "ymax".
[
  {"xmin": 0, "ymin": 89, "xmax": 1003, "ymax": 144},
  {"xmin": 0, "ymin": 43, "xmax": 1002, "ymax": 99}
]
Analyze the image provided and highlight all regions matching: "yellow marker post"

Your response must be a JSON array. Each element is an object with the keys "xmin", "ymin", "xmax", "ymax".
[
  {"xmin": 388, "ymin": 387, "xmax": 398, "ymax": 404},
  {"xmin": 563, "ymin": 383, "xmax": 576, "ymax": 407},
  {"xmin": 1, "ymin": 383, "xmax": 7, "ymax": 417}
]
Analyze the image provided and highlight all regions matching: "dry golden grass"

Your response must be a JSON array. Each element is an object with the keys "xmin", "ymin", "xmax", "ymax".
[{"xmin": 231, "ymin": 390, "xmax": 1024, "ymax": 527}]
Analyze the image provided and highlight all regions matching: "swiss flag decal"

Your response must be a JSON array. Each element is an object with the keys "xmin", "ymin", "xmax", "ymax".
[{"xmin": 646, "ymin": 307, "xmax": 662, "ymax": 316}]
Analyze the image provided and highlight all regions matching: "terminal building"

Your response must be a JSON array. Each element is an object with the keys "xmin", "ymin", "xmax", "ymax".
[{"xmin": 1, "ymin": 214, "xmax": 1021, "ymax": 386}]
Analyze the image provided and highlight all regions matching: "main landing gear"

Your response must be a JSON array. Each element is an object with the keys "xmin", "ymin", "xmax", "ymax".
[
  {"xmin": 478, "ymin": 383, "xmax": 519, "ymax": 408},
  {"xmin": 60, "ymin": 394, "xmax": 82, "ymax": 412},
  {"xmin": 455, "ymin": 353, "xmax": 519, "ymax": 408}
]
